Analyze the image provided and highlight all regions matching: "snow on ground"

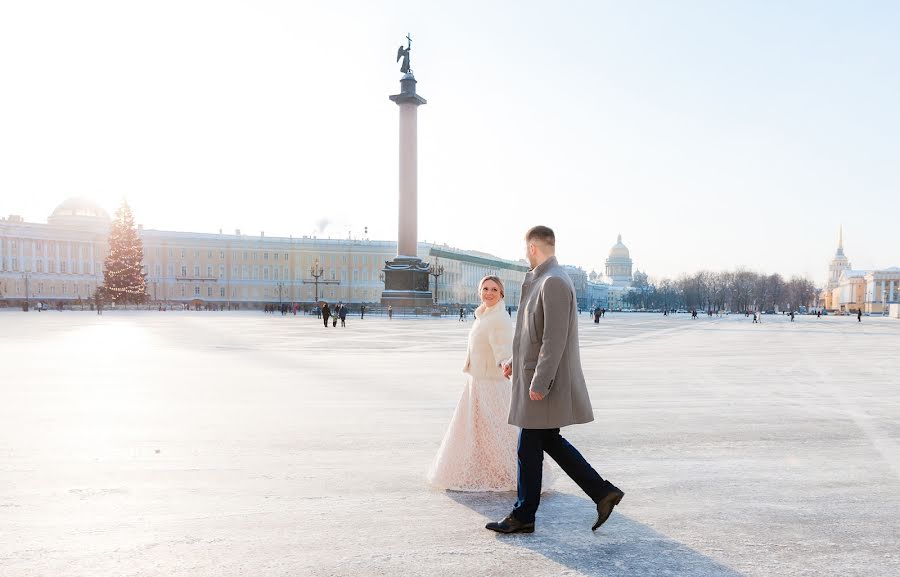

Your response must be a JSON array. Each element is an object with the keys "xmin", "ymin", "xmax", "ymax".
[{"xmin": 1, "ymin": 310, "xmax": 898, "ymax": 577}]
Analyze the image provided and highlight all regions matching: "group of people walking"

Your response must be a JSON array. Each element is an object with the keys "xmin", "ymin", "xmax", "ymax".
[{"xmin": 320, "ymin": 302, "xmax": 349, "ymax": 327}]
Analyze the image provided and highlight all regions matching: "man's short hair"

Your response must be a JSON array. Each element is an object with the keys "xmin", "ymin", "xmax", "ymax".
[{"xmin": 525, "ymin": 225, "xmax": 555, "ymax": 247}]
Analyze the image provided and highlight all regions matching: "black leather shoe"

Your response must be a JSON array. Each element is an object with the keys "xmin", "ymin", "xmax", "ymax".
[
  {"xmin": 485, "ymin": 515, "xmax": 535, "ymax": 534},
  {"xmin": 592, "ymin": 489, "xmax": 625, "ymax": 531}
]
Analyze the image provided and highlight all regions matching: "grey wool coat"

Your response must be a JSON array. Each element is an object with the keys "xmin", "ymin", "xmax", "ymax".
[{"xmin": 508, "ymin": 256, "xmax": 595, "ymax": 429}]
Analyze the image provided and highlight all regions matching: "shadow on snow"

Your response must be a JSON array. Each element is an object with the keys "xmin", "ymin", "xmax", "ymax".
[{"xmin": 447, "ymin": 490, "xmax": 744, "ymax": 577}]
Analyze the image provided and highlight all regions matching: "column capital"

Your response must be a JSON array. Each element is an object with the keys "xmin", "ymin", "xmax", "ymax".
[{"xmin": 389, "ymin": 74, "xmax": 427, "ymax": 106}]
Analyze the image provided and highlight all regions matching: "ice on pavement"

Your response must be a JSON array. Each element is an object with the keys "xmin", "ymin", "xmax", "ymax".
[{"xmin": 1, "ymin": 311, "xmax": 898, "ymax": 576}]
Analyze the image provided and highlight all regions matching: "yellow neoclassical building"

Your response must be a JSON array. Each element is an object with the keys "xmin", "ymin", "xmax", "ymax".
[
  {"xmin": 1, "ymin": 197, "xmax": 528, "ymax": 309},
  {"xmin": 822, "ymin": 227, "xmax": 900, "ymax": 314}
]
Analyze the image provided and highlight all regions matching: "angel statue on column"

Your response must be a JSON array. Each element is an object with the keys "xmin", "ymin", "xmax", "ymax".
[{"xmin": 397, "ymin": 33, "xmax": 412, "ymax": 74}]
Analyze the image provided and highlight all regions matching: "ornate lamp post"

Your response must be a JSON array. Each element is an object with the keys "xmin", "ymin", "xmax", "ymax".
[
  {"xmin": 277, "ymin": 281, "xmax": 285, "ymax": 306},
  {"xmin": 302, "ymin": 258, "xmax": 340, "ymax": 303},
  {"xmin": 23, "ymin": 271, "xmax": 30, "ymax": 312},
  {"xmin": 310, "ymin": 259, "xmax": 324, "ymax": 302},
  {"xmin": 428, "ymin": 261, "xmax": 444, "ymax": 304}
]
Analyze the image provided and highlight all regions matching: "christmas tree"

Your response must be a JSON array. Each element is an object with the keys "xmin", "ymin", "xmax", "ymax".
[{"xmin": 101, "ymin": 200, "xmax": 148, "ymax": 305}]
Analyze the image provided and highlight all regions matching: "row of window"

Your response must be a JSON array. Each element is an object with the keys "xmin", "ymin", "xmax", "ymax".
[
  {"xmin": 169, "ymin": 285, "xmax": 387, "ymax": 300},
  {"xmin": 1, "ymin": 240, "xmax": 93, "ymax": 259},
  {"xmin": 150, "ymin": 247, "xmax": 386, "ymax": 266},
  {"xmin": 146, "ymin": 264, "xmax": 386, "ymax": 283},
  {"xmin": 0, "ymin": 258, "xmax": 99, "ymax": 274},
  {"xmin": 23, "ymin": 282, "xmax": 94, "ymax": 296}
]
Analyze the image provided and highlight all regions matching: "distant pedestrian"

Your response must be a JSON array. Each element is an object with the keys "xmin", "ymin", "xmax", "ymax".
[
  {"xmin": 459, "ymin": 307, "xmax": 465, "ymax": 322},
  {"xmin": 790, "ymin": 311, "xmax": 795, "ymax": 322},
  {"xmin": 339, "ymin": 304, "xmax": 348, "ymax": 327},
  {"xmin": 752, "ymin": 312, "xmax": 758, "ymax": 323},
  {"xmin": 594, "ymin": 307, "xmax": 601, "ymax": 323},
  {"xmin": 388, "ymin": 305, "xmax": 393, "ymax": 319},
  {"xmin": 322, "ymin": 303, "xmax": 331, "ymax": 327},
  {"xmin": 857, "ymin": 309, "xmax": 862, "ymax": 322},
  {"xmin": 817, "ymin": 310, "xmax": 821, "ymax": 319},
  {"xmin": 360, "ymin": 305, "xmax": 366, "ymax": 319}
]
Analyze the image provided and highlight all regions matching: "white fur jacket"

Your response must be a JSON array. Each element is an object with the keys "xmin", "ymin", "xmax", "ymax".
[{"xmin": 463, "ymin": 300, "xmax": 513, "ymax": 379}]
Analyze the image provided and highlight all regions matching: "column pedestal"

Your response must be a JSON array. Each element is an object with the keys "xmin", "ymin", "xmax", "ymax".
[{"xmin": 381, "ymin": 256, "xmax": 433, "ymax": 308}]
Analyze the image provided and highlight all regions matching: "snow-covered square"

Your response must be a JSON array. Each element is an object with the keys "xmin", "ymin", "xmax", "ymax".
[{"xmin": 1, "ymin": 311, "xmax": 898, "ymax": 577}]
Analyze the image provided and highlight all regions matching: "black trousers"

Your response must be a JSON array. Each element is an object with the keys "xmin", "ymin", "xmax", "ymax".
[{"xmin": 512, "ymin": 428, "xmax": 613, "ymax": 523}]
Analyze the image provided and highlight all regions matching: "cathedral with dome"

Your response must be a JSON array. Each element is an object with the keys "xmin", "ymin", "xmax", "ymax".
[
  {"xmin": 575, "ymin": 234, "xmax": 635, "ymax": 310},
  {"xmin": 604, "ymin": 234, "xmax": 634, "ymax": 288}
]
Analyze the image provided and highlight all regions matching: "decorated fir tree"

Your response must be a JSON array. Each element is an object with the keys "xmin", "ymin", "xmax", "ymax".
[{"xmin": 101, "ymin": 200, "xmax": 148, "ymax": 305}]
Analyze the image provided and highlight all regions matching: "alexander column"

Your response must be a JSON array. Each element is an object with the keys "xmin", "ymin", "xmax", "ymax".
[{"xmin": 381, "ymin": 34, "xmax": 434, "ymax": 308}]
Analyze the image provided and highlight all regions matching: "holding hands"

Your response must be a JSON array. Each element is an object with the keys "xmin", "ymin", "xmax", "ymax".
[{"xmin": 502, "ymin": 360, "xmax": 544, "ymax": 401}]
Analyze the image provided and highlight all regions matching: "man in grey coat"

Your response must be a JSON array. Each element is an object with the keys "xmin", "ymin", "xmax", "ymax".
[{"xmin": 486, "ymin": 225, "xmax": 624, "ymax": 534}]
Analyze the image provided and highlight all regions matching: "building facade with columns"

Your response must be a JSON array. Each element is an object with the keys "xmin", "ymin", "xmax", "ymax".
[
  {"xmin": 1, "ymin": 198, "xmax": 530, "ymax": 309},
  {"xmin": 822, "ymin": 228, "xmax": 900, "ymax": 314},
  {"xmin": 0, "ymin": 198, "xmax": 109, "ymax": 307}
]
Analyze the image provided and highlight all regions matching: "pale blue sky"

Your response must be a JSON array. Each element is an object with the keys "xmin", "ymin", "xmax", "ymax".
[{"xmin": 1, "ymin": 1, "xmax": 898, "ymax": 282}]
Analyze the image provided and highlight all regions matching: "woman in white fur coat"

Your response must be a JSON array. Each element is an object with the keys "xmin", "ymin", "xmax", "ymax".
[{"xmin": 427, "ymin": 276, "xmax": 554, "ymax": 491}]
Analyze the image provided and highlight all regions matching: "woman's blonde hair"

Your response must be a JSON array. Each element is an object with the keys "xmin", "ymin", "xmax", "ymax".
[{"xmin": 479, "ymin": 275, "xmax": 505, "ymax": 298}]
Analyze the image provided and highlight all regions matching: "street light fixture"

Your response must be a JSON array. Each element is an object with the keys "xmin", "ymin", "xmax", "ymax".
[
  {"xmin": 428, "ymin": 260, "xmax": 444, "ymax": 304},
  {"xmin": 310, "ymin": 259, "xmax": 324, "ymax": 302},
  {"xmin": 23, "ymin": 271, "xmax": 30, "ymax": 312},
  {"xmin": 301, "ymin": 258, "xmax": 340, "ymax": 304}
]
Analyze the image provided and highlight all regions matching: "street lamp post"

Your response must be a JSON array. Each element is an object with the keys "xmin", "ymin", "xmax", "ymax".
[
  {"xmin": 302, "ymin": 258, "xmax": 340, "ymax": 304},
  {"xmin": 310, "ymin": 259, "xmax": 324, "ymax": 302},
  {"xmin": 428, "ymin": 261, "xmax": 444, "ymax": 304},
  {"xmin": 277, "ymin": 281, "xmax": 285, "ymax": 307},
  {"xmin": 23, "ymin": 272, "xmax": 30, "ymax": 312}
]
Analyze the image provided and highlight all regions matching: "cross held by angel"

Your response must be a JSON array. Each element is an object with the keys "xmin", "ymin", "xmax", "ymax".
[{"xmin": 397, "ymin": 33, "xmax": 412, "ymax": 74}]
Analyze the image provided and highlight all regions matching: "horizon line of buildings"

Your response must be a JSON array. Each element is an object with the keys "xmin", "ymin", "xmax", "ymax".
[{"xmin": 0, "ymin": 197, "xmax": 635, "ymax": 309}]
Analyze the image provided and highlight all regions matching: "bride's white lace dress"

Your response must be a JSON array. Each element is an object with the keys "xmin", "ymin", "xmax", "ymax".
[{"xmin": 427, "ymin": 300, "xmax": 555, "ymax": 492}]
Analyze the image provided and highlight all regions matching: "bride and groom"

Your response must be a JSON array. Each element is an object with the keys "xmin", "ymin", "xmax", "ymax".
[{"xmin": 427, "ymin": 225, "xmax": 625, "ymax": 534}]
